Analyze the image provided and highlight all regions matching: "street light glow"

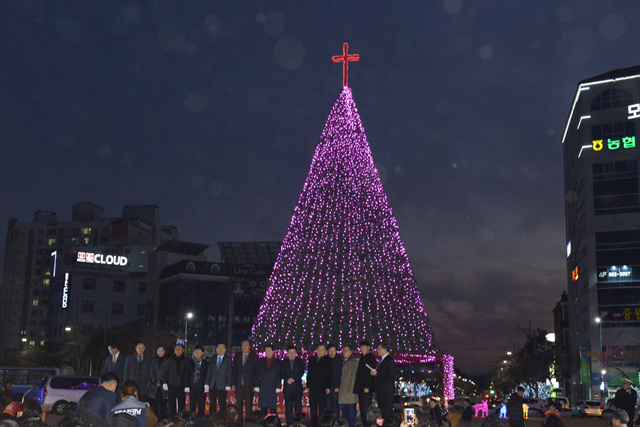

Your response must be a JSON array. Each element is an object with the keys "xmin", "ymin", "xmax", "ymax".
[{"xmin": 187, "ymin": 312, "xmax": 193, "ymax": 319}]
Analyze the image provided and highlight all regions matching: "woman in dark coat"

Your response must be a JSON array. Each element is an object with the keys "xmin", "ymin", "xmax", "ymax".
[
  {"xmin": 256, "ymin": 345, "xmax": 282, "ymax": 415},
  {"xmin": 149, "ymin": 345, "xmax": 169, "ymax": 419}
]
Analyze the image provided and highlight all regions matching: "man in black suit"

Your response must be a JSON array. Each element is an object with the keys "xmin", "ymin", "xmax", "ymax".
[
  {"xmin": 205, "ymin": 342, "xmax": 232, "ymax": 413},
  {"xmin": 232, "ymin": 339, "xmax": 259, "ymax": 423},
  {"xmin": 123, "ymin": 341, "xmax": 152, "ymax": 401},
  {"xmin": 73, "ymin": 372, "xmax": 119, "ymax": 424},
  {"xmin": 353, "ymin": 340, "xmax": 376, "ymax": 423},
  {"xmin": 104, "ymin": 342, "xmax": 126, "ymax": 401},
  {"xmin": 280, "ymin": 345, "xmax": 305, "ymax": 424},
  {"xmin": 371, "ymin": 343, "xmax": 395, "ymax": 420},
  {"xmin": 307, "ymin": 343, "xmax": 333, "ymax": 425},
  {"xmin": 326, "ymin": 344, "xmax": 342, "ymax": 415},
  {"xmin": 187, "ymin": 345, "xmax": 209, "ymax": 417}
]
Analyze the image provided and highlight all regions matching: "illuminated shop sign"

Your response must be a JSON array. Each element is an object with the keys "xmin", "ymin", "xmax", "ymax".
[
  {"xmin": 62, "ymin": 272, "xmax": 69, "ymax": 309},
  {"xmin": 598, "ymin": 265, "xmax": 635, "ymax": 281},
  {"xmin": 77, "ymin": 252, "xmax": 128, "ymax": 266},
  {"xmin": 597, "ymin": 306, "xmax": 640, "ymax": 322},
  {"xmin": 571, "ymin": 266, "xmax": 579, "ymax": 281},
  {"xmin": 592, "ymin": 137, "xmax": 635, "ymax": 151},
  {"xmin": 629, "ymin": 103, "xmax": 640, "ymax": 119},
  {"xmin": 566, "ymin": 241, "xmax": 571, "ymax": 258}
]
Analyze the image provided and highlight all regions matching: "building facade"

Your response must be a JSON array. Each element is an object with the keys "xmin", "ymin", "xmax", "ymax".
[
  {"xmin": 0, "ymin": 202, "xmax": 175, "ymax": 352},
  {"xmin": 563, "ymin": 65, "xmax": 640, "ymax": 401}
]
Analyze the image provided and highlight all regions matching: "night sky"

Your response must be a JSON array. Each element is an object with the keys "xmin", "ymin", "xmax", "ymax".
[{"xmin": 2, "ymin": 0, "xmax": 640, "ymax": 375}]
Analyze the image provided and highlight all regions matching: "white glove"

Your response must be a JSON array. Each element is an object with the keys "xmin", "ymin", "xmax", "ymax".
[
  {"xmin": 184, "ymin": 387, "xmax": 190, "ymax": 393},
  {"xmin": 254, "ymin": 387, "xmax": 260, "ymax": 392},
  {"xmin": 162, "ymin": 384, "xmax": 168, "ymax": 391},
  {"xmin": 276, "ymin": 388, "xmax": 281, "ymax": 393},
  {"xmin": 204, "ymin": 385, "xmax": 210, "ymax": 393},
  {"xmin": 225, "ymin": 386, "xmax": 231, "ymax": 391}
]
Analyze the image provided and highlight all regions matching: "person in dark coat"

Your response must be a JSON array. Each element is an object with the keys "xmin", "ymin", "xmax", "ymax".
[
  {"xmin": 256, "ymin": 344, "xmax": 282, "ymax": 415},
  {"xmin": 123, "ymin": 342, "xmax": 152, "ymax": 401},
  {"xmin": 231, "ymin": 339, "xmax": 259, "ymax": 424},
  {"xmin": 104, "ymin": 342, "xmax": 126, "ymax": 401},
  {"xmin": 204, "ymin": 342, "xmax": 232, "ymax": 414},
  {"xmin": 461, "ymin": 397, "xmax": 473, "ymax": 427},
  {"xmin": 162, "ymin": 343, "xmax": 190, "ymax": 419},
  {"xmin": 280, "ymin": 345, "xmax": 305, "ymax": 425},
  {"xmin": 149, "ymin": 345, "xmax": 169, "ymax": 420},
  {"xmin": 615, "ymin": 378, "xmax": 638, "ymax": 427},
  {"xmin": 326, "ymin": 344, "xmax": 342, "ymax": 416},
  {"xmin": 307, "ymin": 344, "xmax": 333, "ymax": 425},
  {"xmin": 73, "ymin": 372, "xmax": 119, "ymax": 424},
  {"xmin": 187, "ymin": 346, "xmax": 209, "ymax": 417},
  {"xmin": 371, "ymin": 344, "xmax": 395, "ymax": 420},
  {"xmin": 352, "ymin": 340, "xmax": 376, "ymax": 424},
  {"xmin": 506, "ymin": 386, "xmax": 525, "ymax": 427}
]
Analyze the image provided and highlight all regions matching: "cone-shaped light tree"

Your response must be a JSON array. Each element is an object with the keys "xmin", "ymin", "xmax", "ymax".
[{"xmin": 252, "ymin": 86, "xmax": 436, "ymax": 354}]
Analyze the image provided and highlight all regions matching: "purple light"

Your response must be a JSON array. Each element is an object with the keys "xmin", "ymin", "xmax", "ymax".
[{"xmin": 253, "ymin": 86, "xmax": 443, "ymax": 372}]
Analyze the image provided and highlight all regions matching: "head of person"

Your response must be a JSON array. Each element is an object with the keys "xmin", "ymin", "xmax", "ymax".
[
  {"xmin": 342, "ymin": 345, "xmax": 352, "ymax": 359},
  {"xmin": 613, "ymin": 408, "xmax": 630, "ymax": 426},
  {"xmin": 156, "ymin": 345, "xmax": 166, "ymax": 358},
  {"xmin": 245, "ymin": 410, "xmax": 264, "ymax": 426},
  {"xmin": 464, "ymin": 397, "xmax": 471, "ymax": 406},
  {"xmin": 327, "ymin": 344, "xmax": 337, "ymax": 358},
  {"xmin": 316, "ymin": 344, "xmax": 327, "ymax": 357},
  {"xmin": 366, "ymin": 405, "xmax": 381, "ymax": 423},
  {"xmin": 287, "ymin": 345, "xmax": 297, "ymax": 360},
  {"xmin": 291, "ymin": 412, "xmax": 309, "ymax": 427},
  {"xmin": 376, "ymin": 343, "xmax": 390, "ymax": 357},
  {"xmin": 135, "ymin": 342, "xmax": 145, "ymax": 356},
  {"xmin": 332, "ymin": 418, "xmax": 348, "ymax": 427},
  {"xmin": 176, "ymin": 411, "xmax": 198, "ymax": 427},
  {"xmin": 428, "ymin": 397, "xmax": 439, "ymax": 408},
  {"xmin": 22, "ymin": 400, "xmax": 42, "ymax": 420},
  {"xmin": 209, "ymin": 412, "xmax": 233, "ymax": 427},
  {"xmin": 108, "ymin": 342, "xmax": 119, "ymax": 355},
  {"xmin": 480, "ymin": 415, "xmax": 503, "ymax": 427},
  {"xmin": 516, "ymin": 386, "xmax": 524, "ymax": 396},
  {"xmin": 265, "ymin": 344, "xmax": 275, "ymax": 359},
  {"xmin": 121, "ymin": 380, "xmax": 139, "ymax": 399},
  {"xmin": 175, "ymin": 343, "xmax": 185, "ymax": 357},
  {"xmin": 193, "ymin": 346, "xmax": 204, "ymax": 360},
  {"xmin": 216, "ymin": 343, "xmax": 226, "ymax": 357},
  {"xmin": 264, "ymin": 415, "xmax": 282, "ymax": 427},
  {"xmin": 543, "ymin": 414, "xmax": 564, "ymax": 427},
  {"xmin": 101, "ymin": 372, "xmax": 119, "ymax": 392},
  {"xmin": 359, "ymin": 340, "xmax": 371, "ymax": 355},
  {"xmin": 318, "ymin": 414, "xmax": 335, "ymax": 427},
  {"xmin": 241, "ymin": 339, "xmax": 252, "ymax": 354},
  {"xmin": 224, "ymin": 404, "xmax": 239, "ymax": 421},
  {"xmin": 622, "ymin": 378, "xmax": 633, "ymax": 390}
]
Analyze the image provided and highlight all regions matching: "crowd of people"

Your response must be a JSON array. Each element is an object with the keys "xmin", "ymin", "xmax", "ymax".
[{"xmin": 97, "ymin": 339, "xmax": 398, "ymax": 427}]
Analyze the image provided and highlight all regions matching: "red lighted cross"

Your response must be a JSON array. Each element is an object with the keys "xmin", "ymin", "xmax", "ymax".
[{"xmin": 332, "ymin": 42, "xmax": 359, "ymax": 87}]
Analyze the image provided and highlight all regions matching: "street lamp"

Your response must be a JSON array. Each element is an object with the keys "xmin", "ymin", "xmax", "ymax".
[
  {"xmin": 185, "ymin": 312, "xmax": 193, "ymax": 348},
  {"xmin": 595, "ymin": 317, "xmax": 604, "ymax": 396}
]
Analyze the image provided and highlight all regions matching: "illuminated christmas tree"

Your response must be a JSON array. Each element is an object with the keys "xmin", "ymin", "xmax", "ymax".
[{"xmin": 252, "ymin": 83, "xmax": 435, "ymax": 354}]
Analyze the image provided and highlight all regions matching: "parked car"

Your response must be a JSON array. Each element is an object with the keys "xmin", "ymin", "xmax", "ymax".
[
  {"xmin": 392, "ymin": 395, "xmax": 425, "ymax": 411},
  {"xmin": 571, "ymin": 400, "xmax": 603, "ymax": 417},
  {"xmin": 38, "ymin": 375, "xmax": 100, "ymax": 415},
  {"xmin": 523, "ymin": 398, "xmax": 548, "ymax": 416}
]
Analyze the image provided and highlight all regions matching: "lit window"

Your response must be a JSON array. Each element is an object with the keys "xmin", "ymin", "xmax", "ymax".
[
  {"xmin": 32, "ymin": 299, "xmax": 39, "ymax": 307},
  {"xmin": 81, "ymin": 227, "xmax": 92, "ymax": 235},
  {"xmin": 42, "ymin": 278, "xmax": 50, "ymax": 286},
  {"xmin": 47, "ymin": 238, "xmax": 56, "ymax": 246}
]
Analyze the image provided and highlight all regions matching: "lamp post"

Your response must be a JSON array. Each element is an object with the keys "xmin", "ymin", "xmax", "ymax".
[
  {"xmin": 595, "ymin": 317, "xmax": 604, "ymax": 397},
  {"xmin": 185, "ymin": 312, "xmax": 193, "ymax": 348}
]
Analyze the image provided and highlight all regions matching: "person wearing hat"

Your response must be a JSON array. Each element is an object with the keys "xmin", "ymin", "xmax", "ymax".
[{"xmin": 615, "ymin": 377, "xmax": 637, "ymax": 427}]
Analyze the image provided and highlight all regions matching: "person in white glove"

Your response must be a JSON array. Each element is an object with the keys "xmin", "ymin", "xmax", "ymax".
[
  {"xmin": 204, "ymin": 343, "xmax": 233, "ymax": 413},
  {"xmin": 162, "ymin": 384, "xmax": 169, "ymax": 391},
  {"xmin": 186, "ymin": 346, "xmax": 209, "ymax": 418},
  {"xmin": 162, "ymin": 344, "xmax": 189, "ymax": 419},
  {"xmin": 256, "ymin": 344, "xmax": 282, "ymax": 416}
]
